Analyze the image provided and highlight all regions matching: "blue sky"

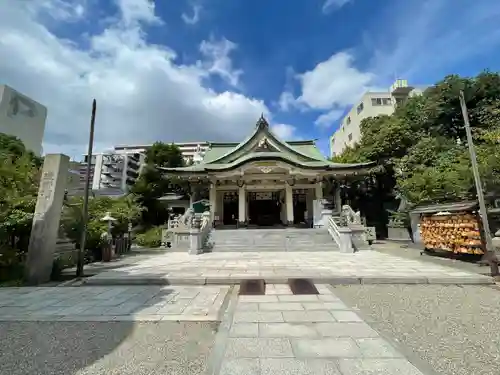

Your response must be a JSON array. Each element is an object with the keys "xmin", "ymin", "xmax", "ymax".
[{"xmin": 1, "ymin": 0, "xmax": 500, "ymax": 158}]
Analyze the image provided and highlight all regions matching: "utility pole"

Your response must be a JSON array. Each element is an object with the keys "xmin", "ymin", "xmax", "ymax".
[
  {"xmin": 459, "ymin": 91, "xmax": 498, "ymax": 276},
  {"xmin": 76, "ymin": 99, "xmax": 97, "ymax": 277}
]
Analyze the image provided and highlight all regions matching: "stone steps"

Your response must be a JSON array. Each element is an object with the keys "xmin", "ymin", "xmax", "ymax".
[{"xmin": 212, "ymin": 228, "xmax": 339, "ymax": 252}]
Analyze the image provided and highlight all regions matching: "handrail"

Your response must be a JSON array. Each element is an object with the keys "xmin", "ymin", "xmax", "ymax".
[
  {"xmin": 328, "ymin": 215, "xmax": 354, "ymax": 253},
  {"xmin": 328, "ymin": 216, "xmax": 342, "ymax": 248}
]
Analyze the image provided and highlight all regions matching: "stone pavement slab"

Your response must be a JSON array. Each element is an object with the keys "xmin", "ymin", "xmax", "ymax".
[
  {"xmin": 213, "ymin": 283, "xmax": 428, "ymax": 375},
  {"xmin": 0, "ymin": 285, "xmax": 229, "ymax": 322},
  {"xmin": 83, "ymin": 251, "xmax": 494, "ymax": 285}
]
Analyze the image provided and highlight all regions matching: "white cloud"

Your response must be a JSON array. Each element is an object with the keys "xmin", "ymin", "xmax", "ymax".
[
  {"xmin": 277, "ymin": 52, "xmax": 373, "ymax": 127},
  {"xmin": 30, "ymin": 0, "xmax": 88, "ymax": 22},
  {"xmin": 182, "ymin": 4, "xmax": 202, "ymax": 25},
  {"xmin": 322, "ymin": 0, "xmax": 352, "ymax": 14},
  {"xmin": 277, "ymin": 91, "xmax": 295, "ymax": 112},
  {"xmin": 297, "ymin": 52, "xmax": 373, "ymax": 110},
  {"xmin": 0, "ymin": 0, "xmax": 268, "ymax": 159},
  {"xmin": 314, "ymin": 109, "xmax": 344, "ymax": 128},
  {"xmin": 199, "ymin": 37, "xmax": 243, "ymax": 87},
  {"xmin": 117, "ymin": 0, "xmax": 162, "ymax": 25},
  {"xmin": 271, "ymin": 123, "xmax": 297, "ymax": 140}
]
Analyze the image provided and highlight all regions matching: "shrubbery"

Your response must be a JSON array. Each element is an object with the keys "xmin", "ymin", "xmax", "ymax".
[{"xmin": 134, "ymin": 226, "xmax": 162, "ymax": 248}]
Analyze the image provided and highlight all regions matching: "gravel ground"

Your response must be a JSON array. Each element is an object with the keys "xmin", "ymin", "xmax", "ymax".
[
  {"xmin": 0, "ymin": 321, "xmax": 219, "ymax": 375},
  {"xmin": 333, "ymin": 284, "xmax": 500, "ymax": 375}
]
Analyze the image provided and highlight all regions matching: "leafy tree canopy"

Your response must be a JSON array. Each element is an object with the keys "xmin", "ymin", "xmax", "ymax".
[
  {"xmin": 130, "ymin": 142, "xmax": 186, "ymax": 226},
  {"xmin": 333, "ymin": 71, "xmax": 500, "ymax": 205},
  {"xmin": 0, "ymin": 133, "xmax": 43, "ymax": 166}
]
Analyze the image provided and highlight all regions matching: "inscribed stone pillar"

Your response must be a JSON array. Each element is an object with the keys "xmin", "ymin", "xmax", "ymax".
[
  {"xmin": 238, "ymin": 186, "xmax": 246, "ymax": 225},
  {"xmin": 285, "ymin": 184, "xmax": 294, "ymax": 225},
  {"xmin": 25, "ymin": 154, "xmax": 70, "ymax": 285}
]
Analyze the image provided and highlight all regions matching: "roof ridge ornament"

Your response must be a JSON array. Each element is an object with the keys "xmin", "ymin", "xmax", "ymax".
[{"xmin": 256, "ymin": 114, "xmax": 269, "ymax": 129}]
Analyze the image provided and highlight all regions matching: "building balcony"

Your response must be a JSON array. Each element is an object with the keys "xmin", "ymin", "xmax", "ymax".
[{"xmin": 390, "ymin": 79, "xmax": 414, "ymax": 96}]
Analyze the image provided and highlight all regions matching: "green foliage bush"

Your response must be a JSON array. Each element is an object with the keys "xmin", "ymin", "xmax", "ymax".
[
  {"xmin": 134, "ymin": 227, "xmax": 162, "ymax": 248},
  {"xmin": 61, "ymin": 195, "xmax": 143, "ymax": 253},
  {"xmin": 332, "ymin": 72, "xmax": 500, "ymax": 206}
]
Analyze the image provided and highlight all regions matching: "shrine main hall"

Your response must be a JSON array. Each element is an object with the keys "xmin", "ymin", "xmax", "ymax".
[{"xmin": 160, "ymin": 116, "xmax": 374, "ymax": 227}]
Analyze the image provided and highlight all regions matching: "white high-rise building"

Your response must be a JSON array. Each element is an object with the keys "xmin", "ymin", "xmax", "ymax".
[
  {"xmin": 75, "ymin": 151, "xmax": 145, "ymax": 195},
  {"xmin": 330, "ymin": 79, "xmax": 425, "ymax": 157},
  {"xmin": 0, "ymin": 84, "xmax": 47, "ymax": 156},
  {"xmin": 114, "ymin": 142, "xmax": 209, "ymax": 164},
  {"xmin": 73, "ymin": 142, "xmax": 209, "ymax": 196}
]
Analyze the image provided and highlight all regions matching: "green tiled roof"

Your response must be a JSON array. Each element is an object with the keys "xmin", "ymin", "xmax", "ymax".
[
  {"xmin": 159, "ymin": 116, "xmax": 375, "ymax": 174},
  {"xmin": 202, "ymin": 145, "xmax": 235, "ymax": 163}
]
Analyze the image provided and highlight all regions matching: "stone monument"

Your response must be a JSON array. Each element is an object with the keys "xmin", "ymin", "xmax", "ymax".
[{"xmin": 24, "ymin": 154, "xmax": 69, "ymax": 284}]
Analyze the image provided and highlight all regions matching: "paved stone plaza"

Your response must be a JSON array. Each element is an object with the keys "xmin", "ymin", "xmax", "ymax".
[
  {"xmin": 0, "ymin": 286, "xmax": 229, "ymax": 322},
  {"xmin": 212, "ymin": 284, "xmax": 426, "ymax": 375},
  {"xmin": 85, "ymin": 251, "xmax": 493, "ymax": 285}
]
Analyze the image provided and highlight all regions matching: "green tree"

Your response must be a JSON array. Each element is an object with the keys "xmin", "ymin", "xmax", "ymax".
[
  {"xmin": 0, "ymin": 133, "xmax": 43, "ymax": 167},
  {"xmin": 61, "ymin": 195, "xmax": 143, "ymax": 252},
  {"xmin": 145, "ymin": 142, "xmax": 185, "ymax": 167},
  {"xmin": 334, "ymin": 71, "xmax": 500, "ymax": 207},
  {"xmin": 130, "ymin": 142, "xmax": 186, "ymax": 226},
  {"xmin": 0, "ymin": 135, "xmax": 41, "ymax": 281}
]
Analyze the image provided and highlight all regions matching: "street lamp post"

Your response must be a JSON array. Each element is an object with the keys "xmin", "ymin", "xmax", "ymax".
[
  {"xmin": 459, "ymin": 90, "xmax": 498, "ymax": 276},
  {"xmin": 76, "ymin": 99, "xmax": 97, "ymax": 277}
]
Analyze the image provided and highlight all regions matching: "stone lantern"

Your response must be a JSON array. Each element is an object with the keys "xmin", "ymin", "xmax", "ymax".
[{"xmin": 100, "ymin": 212, "xmax": 116, "ymax": 261}]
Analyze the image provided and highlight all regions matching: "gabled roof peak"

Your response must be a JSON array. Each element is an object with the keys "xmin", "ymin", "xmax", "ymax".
[{"xmin": 256, "ymin": 114, "xmax": 269, "ymax": 129}]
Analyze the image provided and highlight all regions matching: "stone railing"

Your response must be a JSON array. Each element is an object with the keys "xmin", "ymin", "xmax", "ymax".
[
  {"xmin": 162, "ymin": 210, "xmax": 213, "ymax": 254},
  {"xmin": 327, "ymin": 216, "xmax": 354, "ymax": 253},
  {"xmin": 334, "ymin": 205, "xmax": 374, "ymax": 251},
  {"xmin": 341, "ymin": 205, "xmax": 362, "ymax": 225},
  {"xmin": 188, "ymin": 211, "xmax": 212, "ymax": 255},
  {"xmin": 199, "ymin": 211, "xmax": 213, "ymax": 250}
]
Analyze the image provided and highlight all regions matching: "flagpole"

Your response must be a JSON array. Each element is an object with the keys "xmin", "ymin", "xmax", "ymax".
[{"xmin": 76, "ymin": 99, "xmax": 96, "ymax": 277}]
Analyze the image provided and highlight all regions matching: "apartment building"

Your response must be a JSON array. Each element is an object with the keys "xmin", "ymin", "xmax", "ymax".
[
  {"xmin": 72, "ymin": 142, "xmax": 209, "ymax": 195},
  {"xmin": 0, "ymin": 84, "xmax": 47, "ymax": 156},
  {"xmin": 330, "ymin": 79, "xmax": 425, "ymax": 157},
  {"xmin": 114, "ymin": 142, "xmax": 209, "ymax": 164}
]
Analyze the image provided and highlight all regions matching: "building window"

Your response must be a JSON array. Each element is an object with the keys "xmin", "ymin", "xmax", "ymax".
[
  {"xmin": 346, "ymin": 116, "xmax": 351, "ymax": 125},
  {"xmin": 395, "ymin": 97, "xmax": 405, "ymax": 106},
  {"xmin": 357, "ymin": 103, "xmax": 364, "ymax": 114},
  {"xmin": 348, "ymin": 133, "xmax": 353, "ymax": 141},
  {"xmin": 371, "ymin": 97, "xmax": 392, "ymax": 106}
]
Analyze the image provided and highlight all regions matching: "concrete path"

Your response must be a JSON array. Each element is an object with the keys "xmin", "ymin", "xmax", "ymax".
[
  {"xmin": 211, "ymin": 284, "xmax": 426, "ymax": 375},
  {"xmin": 0, "ymin": 286, "xmax": 229, "ymax": 322},
  {"xmin": 84, "ymin": 251, "xmax": 493, "ymax": 285}
]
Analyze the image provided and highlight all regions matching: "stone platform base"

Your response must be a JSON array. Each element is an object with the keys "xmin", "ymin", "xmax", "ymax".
[
  {"xmin": 83, "ymin": 251, "xmax": 494, "ymax": 286},
  {"xmin": 83, "ymin": 275, "xmax": 493, "ymax": 286}
]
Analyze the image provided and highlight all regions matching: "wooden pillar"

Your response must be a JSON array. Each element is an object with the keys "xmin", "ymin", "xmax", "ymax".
[
  {"xmin": 285, "ymin": 184, "xmax": 294, "ymax": 225},
  {"xmin": 209, "ymin": 183, "xmax": 217, "ymax": 223},
  {"xmin": 315, "ymin": 181, "xmax": 323, "ymax": 200},
  {"xmin": 238, "ymin": 186, "xmax": 246, "ymax": 226}
]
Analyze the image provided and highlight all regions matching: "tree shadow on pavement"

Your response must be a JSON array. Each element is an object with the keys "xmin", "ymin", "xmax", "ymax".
[{"xmin": 0, "ymin": 288, "xmax": 219, "ymax": 375}]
